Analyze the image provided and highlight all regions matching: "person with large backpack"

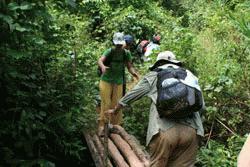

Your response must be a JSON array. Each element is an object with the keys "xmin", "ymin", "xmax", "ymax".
[
  {"xmin": 106, "ymin": 51, "xmax": 204, "ymax": 167},
  {"xmin": 97, "ymin": 32, "xmax": 139, "ymax": 135}
]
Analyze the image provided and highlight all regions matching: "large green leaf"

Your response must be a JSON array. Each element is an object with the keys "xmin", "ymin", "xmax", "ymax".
[
  {"xmin": 8, "ymin": 2, "xmax": 20, "ymax": 11},
  {"xmin": 0, "ymin": 14, "xmax": 14, "ymax": 30},
  {"xmin": 20, "ymin": 2, "xmax": 33, "ymax": 10},
  {"xmin": 8, "ymin": 1, "xmax": 33, "ymax": 11}
]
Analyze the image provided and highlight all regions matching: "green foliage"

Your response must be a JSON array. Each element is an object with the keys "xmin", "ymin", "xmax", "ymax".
[
  {"xmin": 197, "ymin": 135, "xmax": 246, "ymax": 167},
  {"xmin": 0, "ymin": 0, "xmax": 249, "ymax": 166},
  {"xmin": 230, "ymin": 1, "xmax": 250, "ymax": 39},
  {"xmin": 123, "ymin": 97, "xmax": 150, "ymax": 145},
  {"xmin": 0, "ymin": 0, "xmax": 96, "ymax": 165}
]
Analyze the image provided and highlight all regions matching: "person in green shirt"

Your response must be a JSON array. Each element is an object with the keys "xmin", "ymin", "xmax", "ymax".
[{"xmin": 97, "ymin": 32, "xmax": 139, "ymax": 134}]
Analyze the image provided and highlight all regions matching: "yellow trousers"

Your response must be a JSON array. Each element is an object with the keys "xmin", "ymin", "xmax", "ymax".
[{"xmin": 99, "ymin": 80, "xmax": 123, "ymax": 127}]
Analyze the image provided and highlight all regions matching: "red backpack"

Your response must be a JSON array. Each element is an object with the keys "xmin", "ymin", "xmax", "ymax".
[{"xmin": 137, "ymin": 40, "xmax": 150, "ymax": 55}]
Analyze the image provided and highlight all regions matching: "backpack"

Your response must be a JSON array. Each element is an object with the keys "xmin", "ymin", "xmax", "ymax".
[
  {"xmin": 156, "ymin": 67, "xmax": 203, "ymax": 119},
  {"xmin": 97, "ymin": 48, "xmax": 126, "ymax": 77},
  {"xmin": 136, "ymin": 40, "xmax": 150, "ymax": 55},
  {"xmin": 97, "ymin": 48, "xmax": 127, "ymax": 95}
]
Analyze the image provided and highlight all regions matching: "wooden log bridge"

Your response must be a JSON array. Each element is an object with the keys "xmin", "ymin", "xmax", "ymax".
[{"xmin": 83, "ymin": 125, "xmax": 150, "ymax": 167}]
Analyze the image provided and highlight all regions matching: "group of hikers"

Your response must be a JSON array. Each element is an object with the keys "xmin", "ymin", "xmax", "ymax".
[{"xmin": 96, "ymin": 32, "xmax": 249, "ymax": 167}]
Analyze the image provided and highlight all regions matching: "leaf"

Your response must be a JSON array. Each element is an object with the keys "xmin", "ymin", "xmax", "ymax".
[
  {"xmin": 13, "ymin": 23, "xmax": 28, "ymax": 32},
  {"xmin": 6, "ymin": 49, "xmax": 28, "ymax": 59},
  {"xmin": 29, "ymin": 74, "xmax": 36, "ymax": 79},
  {"xmin": 225, "ymin": 79, "xmax": 233, "ymax": 85},
  {"xmin": 38, "ymin": 132, "xmax": 46, "ymax": 140},
  {"xmin": 0, "ymin": 14, "xmax": 13, "ymax": 25},
  {"xmin": 39, "ymin": 103, "xmax": 47, "ymax": 107},
  {"xmin": 214, "ymin": 86, "xmax": 223, "ymax": 92},
  {"xmin": 9, "ymin": 71, "xmax": 18, "ymax": 78},
  {"xmin": 8, "ymin": 2, "xmax": 20, "ymax": 11},
  {"xmin": 65, "ymin": 0, "xmax": 76, "ymax": 8},
  {"xmin": 39, "ymin": 111, "xmax": 47, "ymax": 117},
  {"xmin": 0, "ymin": 14, "xmax": 14, "ymax": 30},
  {"xmin": 33, "ymin": 37, "xmax": 46, "ymax": 45},
  {"xmin": 20, "ymin": 2, "xmax": 33, "ymax": 10}
]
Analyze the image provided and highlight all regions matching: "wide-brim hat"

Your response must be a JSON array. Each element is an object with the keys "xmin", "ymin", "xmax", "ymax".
[
  {"xmin": 113, "ymin": 32, "xmax": 126, "ymax": 45},
  {"xmin": 150, "ymin": 51, "xmax": 182, "ymax": 70}
]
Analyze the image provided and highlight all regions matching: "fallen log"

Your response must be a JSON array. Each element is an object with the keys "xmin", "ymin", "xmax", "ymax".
[
  {"xmin": 100, "ymin": 137, "xmax": 129, "ymax": 167},
  {"xmin": 112, "ymin": 125, "xmax": 150, "ymax": 166},
  {"xmin": 84, "ymin": 133, "xmax": 104, "ymax": 167},
  {"xmin": 110, "ymin": 133, "xmax": 144, "ymax": 167},
  {"xmin": 92, "ymin": 134, "xmax": 113, "ymax": 167},
  {"xmin": 84, "ymin": 124, "xmax": 150, "ymax": 167}
]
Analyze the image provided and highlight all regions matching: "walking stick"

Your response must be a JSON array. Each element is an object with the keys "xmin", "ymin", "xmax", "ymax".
[{"xmin": 103, "ymin": 118, "xmax": 110, "ymax": 167}]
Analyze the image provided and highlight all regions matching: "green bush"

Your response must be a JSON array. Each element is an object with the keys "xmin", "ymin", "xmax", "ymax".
[{"xmin": 197, "ymin": 135, "xmax": 246, "ymax": 167}]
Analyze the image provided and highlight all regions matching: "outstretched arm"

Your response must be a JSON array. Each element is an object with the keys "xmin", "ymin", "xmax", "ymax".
[
  {"xmin": 98, "ymin": 56, "xmax": 109, "ymax": 74},
  {"xmin": 106, "ymin": 74, "xmax": 152, "ymax": 116},
  {"xmin": 126, "ymin": 61, "xmax": 139, "ymax": 80}
]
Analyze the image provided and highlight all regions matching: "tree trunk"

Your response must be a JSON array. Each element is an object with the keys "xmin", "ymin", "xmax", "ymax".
[
  {"xmin": 84, "ymin": 133, "xmax": 104, "ymax": 167},
  {"xmin": 93, "ymin": 134, "xmax": 113, "ymax": 167},
  {"xmin": 101, "ymin": 137, "xmax": 129, "ymax": 167},
  {"xmin": 112, "ymin": 125, "xmax": 150, "ymax": 166},
  {"xmin": 110, "ymin": 133, "xmax": 144, "ymax": 167}
]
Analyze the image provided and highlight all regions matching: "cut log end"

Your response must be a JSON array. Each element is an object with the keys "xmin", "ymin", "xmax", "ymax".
[{"xmin": 83, "ymin": 125, "xmax": 150, "ymax": 167}]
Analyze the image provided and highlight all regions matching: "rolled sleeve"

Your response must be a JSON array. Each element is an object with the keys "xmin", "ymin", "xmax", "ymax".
[
  {"xmin": 119, "ymin": 76, "xmax": 151, "ymax": 106},
  {"xmin": 125, "ymin": 50, "xmax": 132, "ymax": 62}
]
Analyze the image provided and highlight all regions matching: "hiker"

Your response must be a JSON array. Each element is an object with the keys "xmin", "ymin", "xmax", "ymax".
[
  {"xmin": 137, "ymin": 34, "xmax": 161, "ymax": 62},
  {"xmin": 144, "ymin": 34, "xmax": 161, "ymax": 59},
  {"xmin": 124, "ymin": 34, "xmax": 142, "ymax": 64},
  {"xmin": 123, "ymin": 34, "xmax": 134, "ymax": 50},
  {"xmin": 106, "ymin": 51, "xmax": 204, "ymax": 167},
  {"xmin": 97, "ymin": 32, "xmax": 139, "ymax": 135},
  {"xmin": 238, "ymin": 135, "xmax": 250, "ymax": 167}
]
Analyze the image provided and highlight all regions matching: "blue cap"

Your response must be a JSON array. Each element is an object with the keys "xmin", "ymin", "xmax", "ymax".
[{"xmin": 124, "ymin": 35, "xmax": 134, "ymax": 44}]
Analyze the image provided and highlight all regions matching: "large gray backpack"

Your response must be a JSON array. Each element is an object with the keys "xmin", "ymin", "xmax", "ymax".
[{"xmin": 156, "ymin": 67, "xmax": 203, "ymax": 119}]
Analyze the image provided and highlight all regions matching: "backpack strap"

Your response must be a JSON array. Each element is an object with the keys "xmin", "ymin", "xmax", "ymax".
[
  {"xmin": 108, "ymin": 48, "xmax": 114, "ymax": 63},
  {"xmin": 103, "ymin": 48, "xmax": 114, "ymax": 66},
  {"xmin": 142, "ymin": 41, "xmax": 150, "ymax": 53},
  {"xmin": 108, "ymin": 48, "xmax": 127, "ymax": 95},
  {"xmin": 122, "ymin": 49, "xmax": 126, "ymax": 96}
]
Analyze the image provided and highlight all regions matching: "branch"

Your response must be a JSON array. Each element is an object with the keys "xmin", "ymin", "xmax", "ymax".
[{"xmin": 216, "ymin": 118, "xmax": 237, "ymax": 136}]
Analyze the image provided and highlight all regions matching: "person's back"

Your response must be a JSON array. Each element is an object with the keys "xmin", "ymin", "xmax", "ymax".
[
  {"xmin": 106, "ymin": 51, "xmax": 204, "ymax": 167},
  {"xmin": 144, "ymin": 42, "xmax": 160, "ymax": 57},
  {"xmin": 123, "ymin": 34, "xmax": 134, "ymax": 50},
  {"xmin": 144, "ymin": 35, "xmax": 161, "ymax": 61}
]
